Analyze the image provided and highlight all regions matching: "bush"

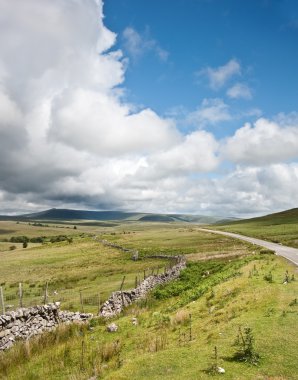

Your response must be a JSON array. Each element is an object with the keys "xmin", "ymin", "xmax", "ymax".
[
  {"xmin": 29, "ymin": 237, "xmax": 45, "ymax": 243},
  {"xmin": 263, "ymin": 272, "xmax": 273, "ymax": 283},
  {"xmin": 232, "ymin": 327, "xmax": 260, "ymax": 365},
  {"xmin": 50, "ymin": 235, "xmax": 69, "ymax": 243},
  {"xmin": 10, "ymin": 236, "xmax": 29, "ymax": 244}
]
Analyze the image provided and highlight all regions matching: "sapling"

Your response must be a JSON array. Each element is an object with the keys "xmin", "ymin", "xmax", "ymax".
[
  {"xmin": 206, "ymin": 346, "xmax": 225, "ymax": 375},
  {"xmin": 232, "ymin": 326, "xmax": 260, "ymax": 365}
]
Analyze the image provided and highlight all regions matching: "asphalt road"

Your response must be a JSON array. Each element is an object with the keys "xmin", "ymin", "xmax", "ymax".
[{"xmin": 198, "ymin": 228, "xmax": 298, "ymax": 266}]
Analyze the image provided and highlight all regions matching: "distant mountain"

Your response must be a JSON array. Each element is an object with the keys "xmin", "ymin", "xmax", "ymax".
[
  {"xmin": 138, "ymin": 214, "xmax": 177, "ymax": 222},
  {"xmin": 0, "ymin": 208, "xmax": 231, "ymax": 224}
]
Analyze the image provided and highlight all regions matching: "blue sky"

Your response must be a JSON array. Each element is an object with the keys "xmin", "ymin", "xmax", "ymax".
[
  {"xmin": 105, "ymin": 0, "xmax": 298, "ymax": 135},
  {"xmin": 0, "ymin": 0, "xmax": 297, "ymax": 217}
]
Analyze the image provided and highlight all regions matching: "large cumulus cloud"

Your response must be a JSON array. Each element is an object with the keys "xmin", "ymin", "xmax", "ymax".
[
  {"xmin": 0, "ymin": 0, "xmax": 297, "ymax": 217},
  {"xmin": 0, "ymin": 0, "xmax": 218, "ymax": 213}
]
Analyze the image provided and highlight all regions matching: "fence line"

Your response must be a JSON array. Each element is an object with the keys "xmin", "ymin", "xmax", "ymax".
[{"xmin": 1, "ymin": 237, "xmax": 185, "ymax": 315}]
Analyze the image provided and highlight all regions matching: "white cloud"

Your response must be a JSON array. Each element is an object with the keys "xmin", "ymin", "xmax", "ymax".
[
  {"xmin": 199, "ymin": 59, "xmax": 241, "ymax": 90},
  {"xmin": 49, "ymin": 87, "xmax": 179, "ymax": 155},
  {"xmin": 227, "ymin": 82, "xmax": 252, "ymax": 99},
  {"xmin": 0, "ymin": 0, "xmax": 220, "ymax": 214},
  {"xmin": 0, "ymin": 0, "xmax": 297, "ymax": 218},
  {"xmin": 122, "ymin": 27, "xmax": 169, "ymax": 62},
  {"xmin": 188, "ymin": 98, "xmax": 231, "ymax": 126},
  {"xmin": 222, "ymin": 117, "xmax": 298, "ymax": 165}
]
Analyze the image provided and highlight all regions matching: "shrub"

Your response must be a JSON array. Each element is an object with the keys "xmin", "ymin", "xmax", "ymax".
[
  {"xmin": 29, "ymin": 237, "xmax": 45, "ymax": 243},
  {"xmin": 263, "ymin": 272, "xmax": 273, "ymax": 283},
  {"xmin": 171, "ymin": 309, "xmax": 189, "ymax": 326},
  {"xmin": 101, "ymin": 340, "xmax": 122, "ymax": 362},
  {"xmin": 232, "ymin": 327, "xmax": 260, "ymax": 365}
]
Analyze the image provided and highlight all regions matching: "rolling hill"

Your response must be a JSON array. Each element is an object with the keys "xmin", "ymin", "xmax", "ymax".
[
  {"xmin": 214, "ymin": 207, "xmax": 298, "ymax": 248},
  {"xmin": 218, "ymin": 207, "xmax": 298, "ymax": 226},
  {"xmin": 0, "ymin": 208, "xmax": 230, "ymax": 224}
]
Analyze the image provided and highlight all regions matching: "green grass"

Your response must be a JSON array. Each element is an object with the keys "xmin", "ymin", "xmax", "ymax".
[
  {"xmin": 1, "ymin": 255, "xmax": 297, "ymax": 380},
  {"xmin": 0, "ymin": 236, "xmax": 166, "ymax": 313},
  {"xmin": 0, "ymin": 221, "xmax": 297, "ymax": 379},
  {"xmin": 101, "ymin": 225, "xmax": 257, "ymax": 258},
  {"xmin": 214, "ymin": 208, "xmax": 298, "ymax": 248}
]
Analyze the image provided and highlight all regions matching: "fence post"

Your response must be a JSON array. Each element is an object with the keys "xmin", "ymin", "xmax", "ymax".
[
  {"xmin": 19, "ymin": 282, "xmax": 23, "ymax": 308},
  {"xmin": 79, "ymin": 290, "xmax": 84, "ymax": 313},
  {"xmin": 135, "ymin": 276, "xmax": 138, "ymax": 288},
  {"xmin": 97, "ymin": 293, "xmax": 101, "ymax": 315},
  {"xmin": 0, "ymin": 286, "xmax": 5, "ymax": 314},
  {"xmin": 43, "ymin": 281, "xmax": 48, "ymax": 305},
  {"xmin": 119, "ymin": 276, "xmax": 126, "ymax": 291},
  {"xmin": 120, "ymin": 276, "xmax": 126, "ymax": 306},
  {"xmin": 80, "ymin": 340, "xmax": 85, "ymax": 370}
]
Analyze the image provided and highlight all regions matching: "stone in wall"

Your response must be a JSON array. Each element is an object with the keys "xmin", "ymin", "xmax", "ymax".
[
  {"xmin": 100, "ymin": 257, "xmax": 186, "ymax": 318},
  {"xmin": 0, "ymin": 303, "xmax": 92, "ymax": 351}
]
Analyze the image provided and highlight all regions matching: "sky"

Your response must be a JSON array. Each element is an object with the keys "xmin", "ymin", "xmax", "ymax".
[{"xmin": 0, "ymin": 0, "xmax": 297, "ymax": 217}]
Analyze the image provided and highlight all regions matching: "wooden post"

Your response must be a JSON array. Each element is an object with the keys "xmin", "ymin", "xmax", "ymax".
[
  {"xmin": 80, "ymin": 340, "xmax": 85, "ymax": 370},
  {"xmin": 189, "ymin": 313, "xmax": 192, "ymax": 341},
  {"xmin": 79, "ymin": 290, "xmax": 84, "ymax": 313},
  {"xmin": 143, "ymin": 269, "xmax": 146, "ymax": 280},
  {"xmin": 43, "ymin": 281, "xmax": 48, "ymax": 305},
  {"xmin": 119, "ymin": 276, "xmax": 126, "ymax": 291},
  {"xmin": 0, "ymin": 286, "xmax": 5, "ymax": 314},
  {"xmin": 19, "ymin": 282, "xmax": 23, "ymax": 308},
  {"xmin": 214, "ymin": 346, "xmax": 218, "ymax": 367},
  {"xmin": 120, "ymin": 276, "xmax": 126, "ymax": 306},
  {"xmin": 135, "ymin": 276, "xmax": 138, "ymax": 288},
  {"xmin": 97, "ymin": 293, "xmax": 101, "ymax": 315}
]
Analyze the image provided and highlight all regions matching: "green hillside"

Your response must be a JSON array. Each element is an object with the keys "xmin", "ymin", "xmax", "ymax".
[{"xmin": 214, "ymin": 208, "xmax": 298, "ymax": 248}]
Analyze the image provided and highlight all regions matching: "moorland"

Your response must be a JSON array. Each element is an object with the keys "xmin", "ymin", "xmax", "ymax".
[{"xmin": 0, "ymin": 208, "xmax": 297, "ymax": 379}]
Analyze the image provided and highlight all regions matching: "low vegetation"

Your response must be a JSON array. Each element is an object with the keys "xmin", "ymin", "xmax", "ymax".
[
  {"xmin": 0, "ymin": 217, "xmax": 297, "ymax": 379},
  {"xmin": 214, "ymin": 207, "xmax": 298, "ymax": 248}
]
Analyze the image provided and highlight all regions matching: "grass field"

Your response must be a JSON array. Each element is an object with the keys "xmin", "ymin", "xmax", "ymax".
[
  {"xmin": 214, "ymin": 208, "xmax": 298, "ymax": 248},
  {"xmin": 1, "ymin": 254, "xmax": 297, "ymax": 380},
  {"xmin": 0, "ymin": 219, "xmax": 297, "ymax": 379}
]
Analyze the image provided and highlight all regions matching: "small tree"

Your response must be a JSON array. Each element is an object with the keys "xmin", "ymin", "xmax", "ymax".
[
  {"xmin": 23, "ymin": 241, "xmax": 28, "ymax": 248},
  {"xmin": 232, "ymin": 326, "xmax": 260, "ymax": 365}
]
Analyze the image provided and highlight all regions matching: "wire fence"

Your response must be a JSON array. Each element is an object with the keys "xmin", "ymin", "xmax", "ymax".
[
  {"xmin": 0, "ymin": 283, "xmax": 105, "ymax": 315},
  {"xmin": 0, "ymin": 264, "xmax": 171, "ymax": 315}
]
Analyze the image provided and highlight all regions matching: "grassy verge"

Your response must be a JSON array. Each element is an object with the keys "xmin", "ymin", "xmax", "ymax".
[{"xmin": 213, "ymin": 209, "xmax": 298, "ymax": 248}]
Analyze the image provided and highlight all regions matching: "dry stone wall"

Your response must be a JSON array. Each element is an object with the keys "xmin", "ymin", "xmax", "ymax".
[
  {"xmin": 0, "ymin": 302, "xmax": 92, "ymax": 351},
  {"xmin": 0, "ymin": 237, "xmax": 187, "ymax": 350},
  {"xmin": 100, "ymin": 256, "xmax": 186, "ymax": 318}
]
